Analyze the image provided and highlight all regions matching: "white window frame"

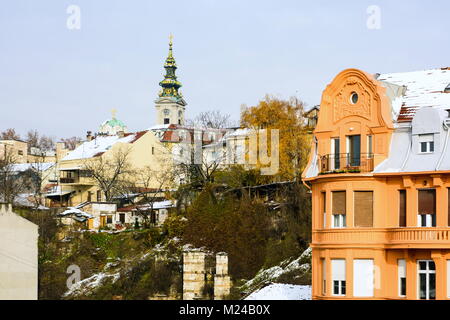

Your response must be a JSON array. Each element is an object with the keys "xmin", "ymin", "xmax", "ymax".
[
  {"xmin": 367, "ymin": 135, "xmax": 373, "ymax": 158},
  {"xmin": 398, "ymin": 259, "xmax": 406, "ymax": 298},
  {"xmin": 417, "ymin": 260, "xmax": 436, "ymax": 300},
  {"xmin": 332, "ymin": 214, "xmax": 346, "ymax": 228},
  {"xmin": 417, "ymin": 214, "xmax": 436, "ymax": 227},
  {"xmin": 331, "ymin": 138, "xmax": 340, "ymax": 170},
  {"xmin": 419, "ymin": 134, "xmax": 435, "ymax": 154},
  {"xmin": 331, "ymin": 259, "xmax": 346, "ymax": 297}
]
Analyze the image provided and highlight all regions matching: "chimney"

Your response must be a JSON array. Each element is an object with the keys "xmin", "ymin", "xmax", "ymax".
[{"xmin": 86, "ymin": 131, "xmax": 94, "ymax": 141}]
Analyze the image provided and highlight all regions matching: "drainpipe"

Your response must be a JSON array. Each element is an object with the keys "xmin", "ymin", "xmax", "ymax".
[{"xmin": 436, "ymin": 120, "xmax": 450, "ymax": 171}]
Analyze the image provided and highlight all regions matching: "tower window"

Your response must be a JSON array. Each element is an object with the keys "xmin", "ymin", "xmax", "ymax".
[
  {"xmin": 350, "ymin": 92, "xmax": 358, "ymax": 104},
  {"xmin": 164, "ymin": 118, "xmax": 170, "ymax": 124}
]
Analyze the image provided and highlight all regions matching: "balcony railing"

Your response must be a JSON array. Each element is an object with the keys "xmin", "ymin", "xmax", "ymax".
[
  {"xmin": 319, "ymin": 153, "xmax": 374, "ymax": 174},
  {"xmin": 313, "ymin": 228, "xmax": 450, "ymax": 249},
  {"xmin": 60, "ymin": 178, "xmax": 76, "ymax": 184}
]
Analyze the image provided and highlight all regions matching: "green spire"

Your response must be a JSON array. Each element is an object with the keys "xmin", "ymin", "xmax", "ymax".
[{"xmin": 159, "ymin": 34, "xmax": 183, "ymax": 100}]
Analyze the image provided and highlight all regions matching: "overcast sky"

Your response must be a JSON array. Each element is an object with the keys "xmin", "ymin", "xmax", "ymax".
[{"xmin": 1, "ymin": 0, "xmax": 449, "ymax": 139}]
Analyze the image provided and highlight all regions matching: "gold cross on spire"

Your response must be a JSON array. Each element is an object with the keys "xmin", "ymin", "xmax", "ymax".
[
  {"xmin": 169, "ymin": 33, "xmax": 173, "ymax": 46},
  {"xmin": 111, "ymin": 108, "xmax": 117, "ymax": 119}
]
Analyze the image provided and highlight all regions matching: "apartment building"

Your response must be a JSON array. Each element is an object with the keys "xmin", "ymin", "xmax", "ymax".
[{"xmin": 303, "ymin": 67, "xmax": 450, "ymax": 300}]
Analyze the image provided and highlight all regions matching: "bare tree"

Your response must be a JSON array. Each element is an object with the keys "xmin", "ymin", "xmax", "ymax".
[
  {"xmin": 186, "ymin": 110, "xmax": 236, "ymax": 129},
  {"xmin": 118, "ymin": 164, "xmax": 176, "ymax": 227},
  {"xmin": 61, "ymin": 137, "xmax": 83, "ymax": 150},
  {"xmin": 83, "ymin": 146, "xmax": 134, "ymax": 202},
  {"xmin": 0, "ymin": 128, "xmax": 21, "ymax": 141},
  {"xmin": 26, "ymin": 129, "xmax": 55, "ymax": 152},
  {"xmin": 0, "ymin": 146, "xmax": 27, "ymax": 204}
]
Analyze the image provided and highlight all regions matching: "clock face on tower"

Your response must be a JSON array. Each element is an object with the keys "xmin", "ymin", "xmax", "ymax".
[{"xmin": 164, "ymin": 109, "xmax": 170, "ymax": 116}]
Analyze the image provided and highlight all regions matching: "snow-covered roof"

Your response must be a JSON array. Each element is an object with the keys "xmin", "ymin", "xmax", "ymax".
[
  {"xmin": 378, "ymin": 67, "xmax": 450, "ymax": 122},
  {"xmin": 10, "ymin": 162, "xmax": 55, "ymax": 172},
  {"xmin": 62, "ymin": 132, "xmax": 147, "ymax": 161},
  {"xmin": 58, "ymin": 207, "xmax": 93, "ymax": 222}
]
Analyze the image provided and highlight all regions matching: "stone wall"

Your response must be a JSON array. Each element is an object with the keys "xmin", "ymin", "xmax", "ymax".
[{"xmin": 182, "ymin": 250, "xmax": 231, "ymax": 300}]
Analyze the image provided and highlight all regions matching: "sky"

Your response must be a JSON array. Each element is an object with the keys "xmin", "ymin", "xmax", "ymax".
[{"xmin": 1, "ymin": 0, "xmax": 450, "ymax": 139}]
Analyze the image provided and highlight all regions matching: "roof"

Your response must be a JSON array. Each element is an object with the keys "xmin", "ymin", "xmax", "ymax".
[
  {"xmin": 117, "ymin": 200, "xmax": 175, "ymax": 212},
  {"xmin": 378, "ymin": 67, "xmax": 450, "ymax": 122},
  {"xmin": 10, "ymin": 162, "xmax": 55, "ymax": 172},
  {"xmin": 101, "ymin": 118, "xmax": 127, "ymax": 128},
  {"xmin": 62, "ymin": 131, "xmax": 147, "ymax": 161},
  {"xmin": 58, "ymin": 207, "xmax": 93, "ymax": 222}
]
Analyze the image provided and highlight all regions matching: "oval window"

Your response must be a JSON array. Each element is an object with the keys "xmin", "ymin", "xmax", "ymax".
[{"xmin": 350, "ymin": 92, "xmax": 358, "ymax": 104}]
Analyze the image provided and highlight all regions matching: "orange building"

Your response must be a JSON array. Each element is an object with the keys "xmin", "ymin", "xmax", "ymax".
[{"xmin": 303, "ymin": 67, "xmax": 450, "ymax": 300}]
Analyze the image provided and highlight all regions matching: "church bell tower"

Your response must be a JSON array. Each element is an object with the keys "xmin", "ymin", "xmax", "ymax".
[{"xmin": 155, "ymin": 35, "xmax": 187, "ymax": 126}]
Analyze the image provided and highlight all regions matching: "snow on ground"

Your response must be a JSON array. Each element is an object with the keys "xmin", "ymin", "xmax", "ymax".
[
  {"xmin": 63, "ymin": 272, "xmax": 120, "ymax": 298},
  {"xmin": 245, "ymin": 284, "xmax": 311, "ymax": 300},
  {"xmin": 242, "ymin": 247, "xmax": 311, "ymax": 291}
]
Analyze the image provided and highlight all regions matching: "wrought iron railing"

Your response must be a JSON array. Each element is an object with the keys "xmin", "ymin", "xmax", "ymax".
[{"xmin": 319, "ymin": 153, "xmax": 374, "ymax": 174}]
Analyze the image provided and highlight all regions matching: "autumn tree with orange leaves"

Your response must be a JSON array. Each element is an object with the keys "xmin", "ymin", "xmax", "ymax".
[{"xmin": 240, "ymin": 95, "xmax": 312, "ymax": 181}]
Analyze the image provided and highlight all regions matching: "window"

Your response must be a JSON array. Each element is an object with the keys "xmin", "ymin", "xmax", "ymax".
[
  {"xmin": 97, "ymin": 190, "xmax": 102, "ymax": 202},
  {"xmin": 367, "ymin": 135, "xmax": 373, "ymax": 158},
  {"xmin": 350, "ymin": 92, "xmax": 358, "ymax": 104},
  {"xmin": 331, "ymin": 138, "xmax": 340, "ymax": 170},
  {"xmin": 164, "ymin": 118, "xmax": 170, "ymax": 124},
  {"xmin": 419, "ymin": 134, "xmax": 434, "ymax": 153},
  {"xmin": 418, "ymin": 189, "xmax": 436, "ymax": 227},
  {"xmin": 321, "ymin": 259, "xmax": 326, "ymax": 295},
  {"xmin": 398, "ymin": 259, "xmax": 406, "ymax": 297},
  {"xmin": 18, "ymin": 150, "xmax": 23, "ymax": 156},
  {"xmin": 399, "ymin": 190, "xmax": 407, "ymax": 227},
  {"xmin": 151, "ymin": 146, "xmax": 155, "ymax": 155},
  {"xmin": 447, "ymin": 260, "xmax": 450, "ymax": 298},
  {"xmin": 106, "ymin": 215, "xmax": 113, "ymax": 224},
  {"xmin": 347, "ymin": 135, "xmax": 361, "ymax": 167},
  {"xmin": 331, "ymin": 259, "xmax": 346, "ymax": 296},
  {"xmin": 418, "ymin": 260, "xmax": 436, "ymax": 300},
  {"xmin": 353, "ymin": 259, "xmax": 374, "ymax": 297},
  {"xmin": 332, "ymin": 191, "xmax": 346, "ymax": 228},
  {"xmin": 354, "ymin": 191, "xmax": 373, "ymax": 227},
  {"xmin": 448, "ymin": 188, "xmax": 450, "ymax": 227},
  {"xmin": 321, "ymin": 192, "xmax": 327, "ymax": 228}
]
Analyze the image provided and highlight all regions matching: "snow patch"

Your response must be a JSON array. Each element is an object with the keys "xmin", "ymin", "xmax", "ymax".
[{"xmin": 245, "ymin": 284, "xmax": 311, "ymax": 300}]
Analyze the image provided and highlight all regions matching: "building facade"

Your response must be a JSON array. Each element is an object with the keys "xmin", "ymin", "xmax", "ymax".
[
  {"xmin": 0, "ymin": 203, "xmax": 38, "ymax": 300},
  {"xmin": 303, "ymin": 67, "xmax": 450, "ymax": 300}
]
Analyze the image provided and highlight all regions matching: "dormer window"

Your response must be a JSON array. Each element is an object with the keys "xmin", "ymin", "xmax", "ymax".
[
  {"xmin": 419, "ymin": 134, "xmax": 434, "ymax": 153},
  {"xmin": 445, "ymin": 83, "xmax": 450, "ymax": 93}
]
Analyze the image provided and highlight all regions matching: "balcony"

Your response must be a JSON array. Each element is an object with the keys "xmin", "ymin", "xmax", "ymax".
[
  {"xmin": 319, "ymin": 153, "xmax": 374, "ymax": 175},
  {"xmin": 60, "ymin": 177, "xmax": 76, "ymax": 184},
  {"xmin": 312, "ymin": 228, "xmax": 450, "ymax": 249}
]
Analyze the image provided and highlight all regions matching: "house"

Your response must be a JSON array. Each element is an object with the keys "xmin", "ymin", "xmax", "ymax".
[
  {"xmin": 117, "ymin": 199, "xmax": 176, "ymax": 226},
  {"xmin": 303, "ymin": 67, "xmax": 450, "ymax": 300},
  {"xmin": 0, "ymin": 203, "xmax": 38, "ymax": 300},
  {"xmin": 58, "ymin": 202, "xmax": 119, "ymax": 231},
  {"xmin": 0, "ymin": 139, "xmax": 28, "ymax": 163},
  {"xmin": 50, "ymin": 130, "xmax": 170, "ymax": 207}
]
